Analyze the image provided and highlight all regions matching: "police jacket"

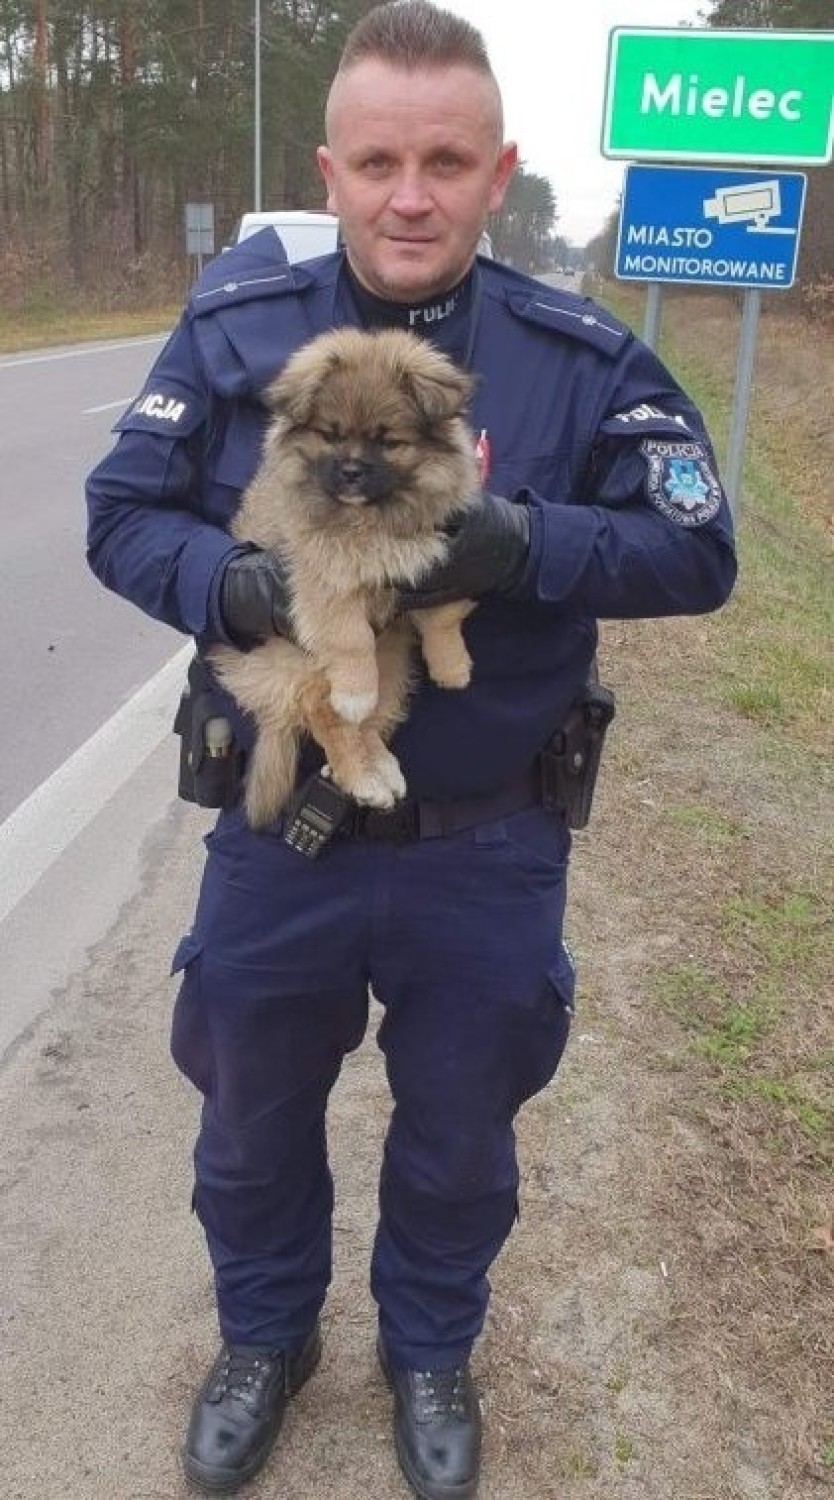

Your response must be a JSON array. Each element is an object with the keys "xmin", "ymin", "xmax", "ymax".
[{"xmin": 86, "ymin": 232, "xmax": 737, "ymax": 801}]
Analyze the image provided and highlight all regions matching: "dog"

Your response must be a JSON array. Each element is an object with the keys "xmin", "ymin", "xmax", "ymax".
[{"xmin": 210, "ymin": 326, "xmax": 480, "ymax": 829}]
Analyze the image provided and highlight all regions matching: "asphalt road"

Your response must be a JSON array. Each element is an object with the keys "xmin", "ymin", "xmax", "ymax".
[
  {"xmin": 0, "ymin": 334, "xmax": 175, "ymax": 820},
  {"xmin": 0, "ymin": 333, "xmax": 190, "ymax": 1058}
]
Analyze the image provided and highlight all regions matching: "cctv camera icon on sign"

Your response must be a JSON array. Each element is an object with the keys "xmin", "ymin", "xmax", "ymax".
[{"xmin": 703, "ymin": 180, "xmax": 794, "ymax": 235}]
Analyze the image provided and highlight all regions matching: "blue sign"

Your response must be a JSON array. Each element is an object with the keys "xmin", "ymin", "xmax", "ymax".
[{"xmin": 616, "ymin": 164, "xmax": 806, "ymax": 289}]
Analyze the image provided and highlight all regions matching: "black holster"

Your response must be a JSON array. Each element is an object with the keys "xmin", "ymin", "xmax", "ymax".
[
  {"xmin": 541, "ymin": 681, "xmax": 616, "ymax": 829},
  {"xmin": 174, "ymin": 654, "xmax": 245, "ymax": 809}
]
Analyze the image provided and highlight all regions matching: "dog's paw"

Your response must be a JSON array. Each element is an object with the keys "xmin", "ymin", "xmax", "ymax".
[
  {"xmin": 330, "ymin": 688, "xmax": 378, "ymax": 723},
  {"xmin": 350, "ymin": 770, "xmax": 398, "ymax": 809},
  {"xmin": 372, "ymin": 748, "xmax": 407, "ymax": 801},
  {"xmin": 429, "ymin": 656, "xmax": 472, "ymax": 691}
]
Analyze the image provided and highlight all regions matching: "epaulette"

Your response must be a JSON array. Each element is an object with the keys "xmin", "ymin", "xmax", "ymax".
[
  {"xmin": 504, "ymin": 286, "xmax": 630, "ymax": 358},
  {"xmin": 185, "ymin": 230, "xmax": 318, "ymax": 319}
]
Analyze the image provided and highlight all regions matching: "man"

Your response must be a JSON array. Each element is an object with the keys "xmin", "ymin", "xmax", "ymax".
[{"xmin": 86, "ymin": 3, "xmax": 737, "ymax": 1496}]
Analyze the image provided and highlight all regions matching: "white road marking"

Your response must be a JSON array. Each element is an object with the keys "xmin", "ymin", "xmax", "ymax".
[
  {"xmin": 0, "ymin": 335, "xmax": 166, "ymax": 371},
  {"xmin": 84, "ymin": 399, "xmax": 131, "ymax": 414},
  {"xmin": 0, "ymin": 643, "xmax": 193, "ymax": 927}
]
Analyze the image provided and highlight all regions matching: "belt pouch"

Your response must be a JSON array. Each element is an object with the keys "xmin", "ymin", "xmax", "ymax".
[{"xmin": 541, "ymin": 682, "xmax": 616, "ymax": 830}]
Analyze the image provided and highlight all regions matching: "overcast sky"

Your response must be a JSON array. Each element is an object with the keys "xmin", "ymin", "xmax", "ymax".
[{"xmin": 443, "ymin": 0, "xmax": 710, "ymax": 246}]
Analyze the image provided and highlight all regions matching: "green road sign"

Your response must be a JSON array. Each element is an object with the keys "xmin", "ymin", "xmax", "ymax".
[{"xmin": 602, "ymin": 29, "xmax": 834, "ymax": 165}]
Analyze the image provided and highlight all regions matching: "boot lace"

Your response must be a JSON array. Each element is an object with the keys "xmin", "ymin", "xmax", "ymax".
[
  {"xmin": 414, "ymin": 1367, "xmax": 468, "ymax": 1421},
  {"xmin": 212, "ymin": 1346, "xmax": 280, "ymax": 1405}
]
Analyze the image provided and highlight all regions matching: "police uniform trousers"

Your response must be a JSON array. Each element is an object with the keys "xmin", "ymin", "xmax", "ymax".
[{"xmin": 170, "ymin": 800, "xmax": 574, "ymax": 1369}]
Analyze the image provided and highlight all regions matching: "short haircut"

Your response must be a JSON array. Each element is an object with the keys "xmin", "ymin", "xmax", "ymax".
[{"xmin": 338, "ymin": 0, "xmax": 494, "ymax": 78}]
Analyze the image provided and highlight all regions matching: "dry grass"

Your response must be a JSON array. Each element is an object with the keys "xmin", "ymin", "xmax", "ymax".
[
  {"xmin": 609, "ymin": 616, "xmax": 831, "ymax": 1453},
  {"xmin": 565, "ymin": 283, "xmax": 834, "ymax": 1489},
  {"xmin": 0, "ymin": 303, "xmax": 179, "ymax": 353}
]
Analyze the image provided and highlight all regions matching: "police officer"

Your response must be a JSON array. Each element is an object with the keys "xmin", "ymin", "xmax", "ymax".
[{"xmin": 86, "ymin": 3, "xmax": 737, "ymax": 1495}]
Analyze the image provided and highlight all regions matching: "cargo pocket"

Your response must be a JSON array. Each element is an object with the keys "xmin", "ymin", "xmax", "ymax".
[
  {"xmin": 538, "ymin": 944, "xmax": 575, "ymax": 1077},
  {"xmin": 169, "ymin": 934, "xmax": 214, "ymax": 1097},
  {"xmin": 547, "ymin": 939, "xmax": 577, "ymax": 1020},
  {"xmin": 511, "ymin": 943, "xmax": 575, "ymax": 1109}
]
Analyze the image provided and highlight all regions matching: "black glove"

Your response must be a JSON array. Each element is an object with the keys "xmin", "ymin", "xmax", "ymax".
[
  {"xmin": 219, "ymin": 548, "xmax": 293, "ymax": 649},
  {"xmin": 400, "ymin": 492, "xmax": 530, "ymax": 610}
]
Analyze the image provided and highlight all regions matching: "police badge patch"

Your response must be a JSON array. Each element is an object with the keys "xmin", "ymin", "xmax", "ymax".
[{"xmin": 640, "ymin": 439, "xmax": 722, "ymax": 527}]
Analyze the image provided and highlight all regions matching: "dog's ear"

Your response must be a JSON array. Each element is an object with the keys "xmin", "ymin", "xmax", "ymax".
[
  {"xmin": 400, "ymin": 359, "xmax": 474, "ymax": 424},
  {"xmin": 265, "ymin": 343, "xmax": 344, "ymax": 426}
]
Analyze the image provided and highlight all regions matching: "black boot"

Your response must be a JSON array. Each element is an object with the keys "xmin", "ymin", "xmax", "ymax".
[
  {"xmin": 184, "ymin": 1323, "xmax": 321, "ymax": 1493},
  {"xmin": 378, "ymin": 1338, "xmax": 482, "ymax": 1500}
]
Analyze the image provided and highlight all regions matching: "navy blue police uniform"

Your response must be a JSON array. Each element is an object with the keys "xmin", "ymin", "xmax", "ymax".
[{"xmin": 86, "ymin": 230, "xmax": 736, "ymax": 1369}]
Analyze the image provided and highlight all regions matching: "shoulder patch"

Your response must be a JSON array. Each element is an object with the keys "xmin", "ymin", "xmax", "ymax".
[
  {"xmin": 602, "ymin": 402, "xmax": 696, "ymax": 439},
  {"xmin": 640, "ymin": 439, "xmax": 722, "ymax": 527},
  {"xmin": 115, "ymin": 385, "xmax": 204, "ymax": 436},
  {"xmin": 505, "ymin": 290, "xmax": 628, "ymax": 357}
]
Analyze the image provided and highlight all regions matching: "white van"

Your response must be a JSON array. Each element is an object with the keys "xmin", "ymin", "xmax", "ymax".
[
  {"xmin": 229, "ymin": 209, "xmax": 494, "ymax": 263},
  {"xmin": 231, "ymin": 210, "xmax": 340, "ymax": 261}
]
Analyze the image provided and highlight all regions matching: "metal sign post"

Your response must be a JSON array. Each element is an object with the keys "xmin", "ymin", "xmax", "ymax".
[
  {"xmin": 724, "ymin": 290, "xmax": 761, "ymax": 518},
  {"xmin": 185, "ymin": 203, "xmax": 215, "ymax": 278},
  {"xmin": 643, "ymin": 281, "xmax": 663, "ymax": 351},
  {"xmin": 254, "ymin": 0, "xmax": 262, "ymax": 211}
]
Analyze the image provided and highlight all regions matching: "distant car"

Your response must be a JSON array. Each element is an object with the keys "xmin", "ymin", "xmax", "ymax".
[{"xmin": 564, "ymin": 266, "xmax": 576, "ymax": 277}]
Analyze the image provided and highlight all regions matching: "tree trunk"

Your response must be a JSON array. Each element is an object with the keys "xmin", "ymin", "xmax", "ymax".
[
  {"xmin": 33, "ymin": 0, "xmax": 52, "ymax": 189},
  {"xmin": 119, "ymin": 7, "xmax": 141, "ymax": 256}
]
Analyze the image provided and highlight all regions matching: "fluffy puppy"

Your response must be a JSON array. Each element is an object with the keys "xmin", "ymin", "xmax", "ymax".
[{"xmin": 210, "ymin": 326, "xmax": 480, "ymax": 829}]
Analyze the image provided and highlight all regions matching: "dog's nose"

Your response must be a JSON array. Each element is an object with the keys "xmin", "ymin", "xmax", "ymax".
[{"xmin": 338, "ymin": 458, "xmax": 367, "ymax": 486}]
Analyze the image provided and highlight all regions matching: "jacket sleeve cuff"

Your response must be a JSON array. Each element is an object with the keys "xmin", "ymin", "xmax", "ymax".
[
  {"xmin": 513, "ymin": 491, "xmax": 599, "ymax": 605},
  {"xmin": 177, "ymin": 531, "xmax": 250, "ymax": 639}
]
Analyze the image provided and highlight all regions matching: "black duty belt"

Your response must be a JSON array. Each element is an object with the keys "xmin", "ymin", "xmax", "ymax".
[{"xmin": 339, "ymin": 765, "xmax": 544, "ymax": 845}]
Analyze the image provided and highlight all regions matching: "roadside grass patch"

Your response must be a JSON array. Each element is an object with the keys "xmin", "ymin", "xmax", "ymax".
[
  {"xmin": 728, "ymin": 1076, "xmax": 830, "ymax": 1146},
  {"xmin": 588, "ymin": 285, "xmax": 834, "ymax": 1465},
  {"xmin": 668, "ymin": 803, "xmax": 742, "ymax": 843},
  {"xmin": 723, "ymin": 888, "xmax": 821, "ymax": 970},
  {"xmin": 652, "ymin": 962, "xmax": 775, "ymax": 1066},
  {"xmin": 614, "ymin": 1432, "xmax": 636, "ymax": 1468},
  {"xmin": 598, "ymin": 282, "xmax": 833, "ymax": 755},
  {"xmin": 651, "ymin": 878, "xmax": 831, "ymax": 1153},
  {"xmin": 563, "ymin": 1449, "xmax": 600, "ymax": 1479},
  {"xmin": 715, "ymin": 469, "xmax": 832, "ymax": 747},
  {"xmin": 562, "ymin": 280, "xmax": 834, "ymax": 1485},
  {"xmin": 0, "ymin": 304, "xmax": 178, "ymax": 353}
]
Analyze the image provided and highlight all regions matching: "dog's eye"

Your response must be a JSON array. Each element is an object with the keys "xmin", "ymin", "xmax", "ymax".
[
  {"xmin": 376, "ymin": 432, "xmax": 406, "ymax": 451},
  {"xmin": 314, "ymin": 425, "xmax": 344, "ymax": 444}
]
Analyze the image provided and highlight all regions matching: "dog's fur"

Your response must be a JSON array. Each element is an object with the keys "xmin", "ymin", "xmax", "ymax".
[{"xmin": 210, "ymin": 327, "xmax": 480, "ymax": 828}]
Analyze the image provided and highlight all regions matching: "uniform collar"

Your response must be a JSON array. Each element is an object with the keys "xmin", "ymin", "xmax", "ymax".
[{"xmin": 339, "ymin": 263, "xmax": 478, "ymax": 366}]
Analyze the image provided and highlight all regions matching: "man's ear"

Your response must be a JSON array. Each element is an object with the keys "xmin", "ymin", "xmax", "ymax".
[
  {"xmin": 316, "ymin": 146, "xmax": 338, "ymax": 214},
  {"xmin": 488, "ymin": 142, "xmax": 518, "ymax": 215}
]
